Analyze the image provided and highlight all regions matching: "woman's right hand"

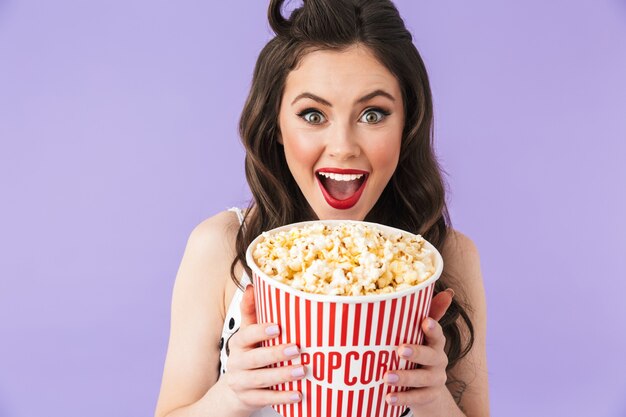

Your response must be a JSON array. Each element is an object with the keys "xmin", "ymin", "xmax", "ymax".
[{"xmin": 224, "ymin": 285, "xmax": 305, "ymax": 414}]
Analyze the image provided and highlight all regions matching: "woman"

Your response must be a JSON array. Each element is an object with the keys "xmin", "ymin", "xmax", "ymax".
[{"xmin": 155, "ymin": 0, "xmax": 489, "ymax": 416}]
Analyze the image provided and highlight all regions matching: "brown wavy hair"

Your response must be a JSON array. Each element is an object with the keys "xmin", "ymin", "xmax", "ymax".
[{"xmin": 230, "ymin": 0, "xmax": 474, "ymax": 373}]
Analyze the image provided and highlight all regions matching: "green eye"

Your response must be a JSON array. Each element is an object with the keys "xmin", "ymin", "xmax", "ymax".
[
  {"xmin": 359, "ymin": 108, "xmax": 390, "ymax": 124},
  {"xmin": 298, "ymin": 109, "xmax": 326, "ymax": 125}
]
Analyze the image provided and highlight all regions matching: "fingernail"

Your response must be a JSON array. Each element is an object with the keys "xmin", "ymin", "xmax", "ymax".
[
  {"xmin": 445, "ymin": 288, "xmax": 455, "ymax": 298},
  {"xmin": 427, "ymin": 317, "xmax": 436, "ymax": 330},
  {"xmin": 290, "ymin": 392, "xmax": 301, "ymax": 402},
  {"xmin": 399, "ymin": 346, "xmax": 413, "ymax": 358},
  {"xmin": 265, "ymin": 325, "xmax": 280, "ymax": 336},
  {"xmin": 284, "ymin": 345, "xmax": 300, "ymax": 357},
  {"xmin": 387, "ymin": 394, "xmax": 398, "ymax": 405},
  {"xmin": 385, "ymin": 373, "xmax": 399, "ymax": 384},
  {"xmin": 291, "ymin": 366, "xmax": 305, "ymax": 378}
]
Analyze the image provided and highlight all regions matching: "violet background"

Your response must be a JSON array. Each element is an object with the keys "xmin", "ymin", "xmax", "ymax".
[{"xmin": 1, "ymin": 0, "xmax": 625, "ymax": 416}]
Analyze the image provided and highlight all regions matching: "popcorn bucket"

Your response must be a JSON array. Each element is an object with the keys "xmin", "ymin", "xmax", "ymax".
[{"xmin": 245, "ymin": 220, "xmax": 443, "ymax": 417}]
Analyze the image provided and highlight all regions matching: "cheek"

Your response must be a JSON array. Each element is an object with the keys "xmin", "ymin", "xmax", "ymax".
[
  {"xmin": 366, "ymin": 135, "xmax": 401, "ymax": 174},
  {"xmin": 281, "ymin": 127, "xmax": 323, "ymax": 171}
]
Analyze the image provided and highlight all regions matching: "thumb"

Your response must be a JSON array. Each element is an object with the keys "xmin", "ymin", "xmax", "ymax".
[
  {"xmin": 428, "ymin": 288, "xmax": 454, "ymax": 322},
  {"xmin": 240, "ymin": 285, "xmax": 257, "ymax": 328}
]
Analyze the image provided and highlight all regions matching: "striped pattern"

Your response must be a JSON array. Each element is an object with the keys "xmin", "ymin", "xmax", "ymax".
[{"xmin": 253, "ymin": 271, "xmax": 435, "ymax": 417}]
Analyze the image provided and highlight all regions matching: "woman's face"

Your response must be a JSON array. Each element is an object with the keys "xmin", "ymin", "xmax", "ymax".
[{"xmin": 278, "ymin": 45, "xmax": 405, "ymax": 220}]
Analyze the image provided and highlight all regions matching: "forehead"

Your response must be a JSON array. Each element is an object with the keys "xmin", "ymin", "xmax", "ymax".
[{"xmin": 283, "ymin": 45, "xmax": 401, "ymax": 101}]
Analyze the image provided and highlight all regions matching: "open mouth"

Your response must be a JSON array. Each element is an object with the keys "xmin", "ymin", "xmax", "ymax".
[{"xmin": 316, "ymin": 168, "xmax": 369, "ymax": 210}]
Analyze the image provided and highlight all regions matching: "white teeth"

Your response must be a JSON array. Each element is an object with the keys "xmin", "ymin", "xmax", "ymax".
[{"xmin": 318, "ymin": 172, "xmax": 365, "ymax": 181}]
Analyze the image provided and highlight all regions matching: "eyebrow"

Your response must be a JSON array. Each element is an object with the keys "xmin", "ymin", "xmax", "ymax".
[{"xmin": 290, "ymin": 89, "xmax": 396, "ymax": 106}]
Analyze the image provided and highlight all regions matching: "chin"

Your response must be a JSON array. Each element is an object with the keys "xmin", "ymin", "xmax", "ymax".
[{"xmin": 314, "ymin": 205, "xmax": 368, "ymax": 221}]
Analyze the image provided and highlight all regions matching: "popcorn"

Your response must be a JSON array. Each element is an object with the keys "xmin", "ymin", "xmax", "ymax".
[{"xmin": 252, "ymin": 222, "xmax": 436, "ymax": 296}]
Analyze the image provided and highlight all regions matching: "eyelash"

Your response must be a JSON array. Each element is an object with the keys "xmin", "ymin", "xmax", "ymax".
[
  {"xmin": 296, "ymin": 107, "xmax": 391, "ymax": 125},
  {"xmin": 297, "ymin": 108, "xmax": 323, "ymax": 124}
]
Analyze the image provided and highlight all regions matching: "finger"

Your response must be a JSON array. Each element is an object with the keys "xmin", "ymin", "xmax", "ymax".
[
  {"xmin": 384, "ymin": 367, "xmax": 446, "ymax": 389},
  {"xmin": 428, "ymin": 288, "xmax": 454, "ymax": 321},
  {"xmin": 422, "ymin": 317, "xmax": 447, "ymax": 351},
  {"xmin": 237, "ymin": 388, "xmax": 302, "ymax": 408},
  {"xmin": 233, "ymin": 343, "xmax": 301, "ymax": 370},
  {"xmin": 229, "ymin": 322, "xmax": 282, "ymax": 351},
  {"xmin": 240, "ymin": 285, "xmax": 257, "ymax": 328},
  {"xmin": 228, "ymin": 364, "xmax": 306, "ymax": 390},
  {"xmin": 386, "ymin": 387, "xmax": 438, "ymax": 407},
  {"xmin": 396, "ymin": 344, "xmax": 443, "ymax": 367}
]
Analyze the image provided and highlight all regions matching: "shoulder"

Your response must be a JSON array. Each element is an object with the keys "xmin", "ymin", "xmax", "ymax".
[
  {"xmin": 174, "ymin": 210, "xmax": 241, "ymax": 317},
  {"xmin": 181, "ymin": 210, "xmax": 239, "ymax": 287},
  {"xmin": 440, "ymin": 228, "xmax": 486, "ymax": 315},
  {"xmin": 188, "ymin": 210, "xmax": 240, "ymax": 252},
  {"xmin": 440, "ymin": 229, "xmax": 481, "ymax": 281}
]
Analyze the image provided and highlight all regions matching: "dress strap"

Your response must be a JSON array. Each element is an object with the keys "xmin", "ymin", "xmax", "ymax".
[
  {"xmin": 240, "ymin": 271, "xmax": 252, "ymax": 286},
  {"xmin": 227, "ymin": 207, "xmax": 246, "ymax": 231},
  {"xmin": 227, "ymin": 207, "xmax": 252, "ymax": 287}
]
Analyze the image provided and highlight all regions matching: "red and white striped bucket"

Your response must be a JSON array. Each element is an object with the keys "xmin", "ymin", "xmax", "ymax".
[{"xmin": 246, "ymin": 220, "xmax": 443, "ymax": 417}]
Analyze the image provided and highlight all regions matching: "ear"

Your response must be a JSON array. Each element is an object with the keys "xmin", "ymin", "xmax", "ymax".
[{"xmin": 276, "ymin": 130, "xmax": 283, "ymax": 145}]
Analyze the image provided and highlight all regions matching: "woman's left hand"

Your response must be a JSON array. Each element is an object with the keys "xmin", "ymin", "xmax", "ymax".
[{"xmin": 384, "ymin": 289, "xmax": 464, "ymax": 416}]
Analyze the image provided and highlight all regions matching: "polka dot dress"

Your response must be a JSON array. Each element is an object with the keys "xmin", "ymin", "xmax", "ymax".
[
  {"xmin": 217, "ymin": 258, "xmax": 251, "ymax": 376},
  {"xmin": 220, "ymin": 208, "xmax": 279, "ymax": 417},
  {"xmin": 220, "ymin": 208, "xmax": 413, "ymax": 417}
]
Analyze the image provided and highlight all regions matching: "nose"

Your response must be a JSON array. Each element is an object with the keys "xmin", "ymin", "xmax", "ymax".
[{"xmin": 327, "ymin": 122, "xmax": 361, "ymax": 160}]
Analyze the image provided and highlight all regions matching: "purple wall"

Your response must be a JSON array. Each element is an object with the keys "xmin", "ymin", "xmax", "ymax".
[{"xmin": 1, "ymin": 1, "xmax": 625, "ymax": 416}]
